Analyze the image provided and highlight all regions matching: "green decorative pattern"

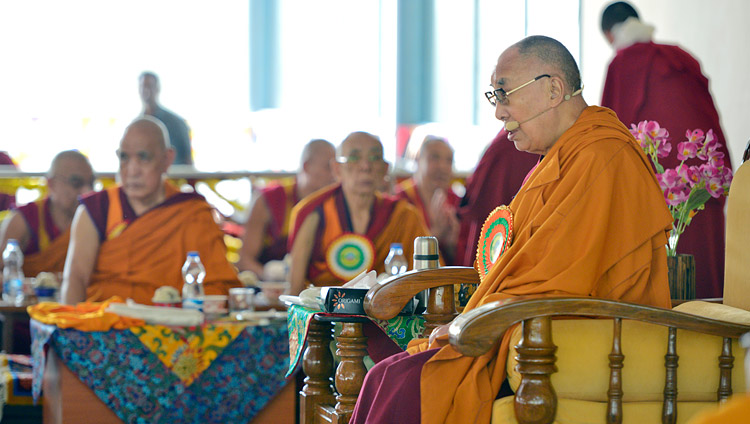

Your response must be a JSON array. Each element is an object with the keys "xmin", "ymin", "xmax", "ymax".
[{"xmin": 285, "ymin": 304, "xmax": 425, "ymax": 377}]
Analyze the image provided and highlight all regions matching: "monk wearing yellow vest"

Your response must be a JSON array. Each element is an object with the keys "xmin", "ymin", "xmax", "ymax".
[
  {"xmin": 288, "ymin": 131, "xmax": 430, "ymax": 295},
  {"xmin": 61, "ymin": 117, "xmax": 240, "ymax": 305}
]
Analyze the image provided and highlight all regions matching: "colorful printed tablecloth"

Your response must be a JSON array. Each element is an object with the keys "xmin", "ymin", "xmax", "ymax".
[
  {"xmin": 31, "ymin": 318, "xmax": 289, "ymax": 424},
  {"xmin": 286, "ymin": 304, "xmax": 425, "ymax": 377}
]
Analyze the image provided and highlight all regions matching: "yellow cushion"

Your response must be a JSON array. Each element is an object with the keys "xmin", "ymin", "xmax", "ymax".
[
  {"xmin": 673, "ymin": 301, "xmax": 750, "ymax": 326},
  {"xmin": 506, "ymin": 319, "xmax": 747, "ymax": 402},
  {"xmin": 491, "ymin": 396, "xmax": 727, "ymax": 424}
]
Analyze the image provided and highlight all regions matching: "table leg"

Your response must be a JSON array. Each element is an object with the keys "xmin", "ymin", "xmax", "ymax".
[
  {"xmin": 299, "ymin": 319, "xmax": 335, "ymax": 424},
  {"xmin": 333, "ymin": 321, "xmax": 368, "ymax": 422}
]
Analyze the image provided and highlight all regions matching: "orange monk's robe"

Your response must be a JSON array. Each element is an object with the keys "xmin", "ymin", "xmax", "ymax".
[
  {"xmin": 686, "ymin": 395, "xmax": 750, "ymax": 424},
  {"xmin": 413, "ymin": 106, "xmax": 673, "ymax": 423},
  {"xmin": 81, "ymin": 184, "xmax": 240, "ymax": 305},
  {"xmin": 15, "ymin": 197, "xmax": 70, "ymax": 276},
  {"xmin": 288, "ymin": 184, "xmax": 430, "ymax": 286}
]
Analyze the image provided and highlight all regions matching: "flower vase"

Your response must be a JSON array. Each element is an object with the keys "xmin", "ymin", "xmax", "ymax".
[{"xmin": 667, "ymin": 254, "xmax": 696, "ymax": 300}]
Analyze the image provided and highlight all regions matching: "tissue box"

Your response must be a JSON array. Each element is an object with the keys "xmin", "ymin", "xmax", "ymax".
[{"xmin": 321, "ymin": 287, "xmax": 415, "ymax": 316}]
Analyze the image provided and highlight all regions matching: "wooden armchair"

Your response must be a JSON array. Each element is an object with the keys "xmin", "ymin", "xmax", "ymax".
[{"xmin": 448, "ymin": 296, "xmax": 750, "ymax": 424}]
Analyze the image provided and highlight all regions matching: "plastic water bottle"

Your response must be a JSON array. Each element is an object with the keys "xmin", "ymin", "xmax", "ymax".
[
  {"xmin": 384, "ymin": 243, "xmax": 408, "ymax": 277},
  {"xmin": 181, "ymin": 251, "xmax": 206, "ymax": 311},
  {"xmin": 3, "ymin": 240, "xmax": 25, "ymax": 305}
]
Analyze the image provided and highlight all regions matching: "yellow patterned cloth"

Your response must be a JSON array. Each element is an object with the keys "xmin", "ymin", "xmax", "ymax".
[{"xmin": 130, "ymin": 323, "xmax": 246, "ymax": 386}]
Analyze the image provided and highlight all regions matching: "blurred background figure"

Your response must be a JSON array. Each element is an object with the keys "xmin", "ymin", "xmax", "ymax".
[
  {"xmin": 0, "ymin": 150, "xmax": 94, "ymax": 277},
  {"xmin": 394, "ymin": 136, "xmax": 459, "ymax": 264},
  {"xmin": 139, "ymin": 71, "xmax": 193, "ymax": 166},
  {"xmin": 237, "ymin": 139, "xmax": 336, "ymax": 279},
  {"xmin": 600, "ymin": 1, "xmax": 732, "ymax": 298},
  {"xmin": 455, "ymin": 130, "xmax": 538, "ymax": 266},
  {"xmin": 0, "ymin": 151, "xmax": 17, "ymax": 214}
]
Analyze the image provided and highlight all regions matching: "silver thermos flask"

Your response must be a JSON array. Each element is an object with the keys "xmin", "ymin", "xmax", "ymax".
[{"xmin": 412, "ymin": 236, "xmax": 440, "ymax": 313}]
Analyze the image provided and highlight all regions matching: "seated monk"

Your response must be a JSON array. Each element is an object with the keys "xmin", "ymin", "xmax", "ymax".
[
  {"xmin": 0, "ymin": 151, "xmax": 17, "ymax": 213},
  {"xmin": 395, "ymin": 136, "xmax": 460, "ymax": 264},
  {"xmin": 350, "ymin": 35, "xmax": 673, "ymax": 424},
  {"xmin": 61, "ymin": 117, "xmax": 240, "ymax": 305},
  {"xmin": 288, "ymin": 131, "xmax": 430, "ymax": 295},
  {"xmin": 237, "ymin": 139, "xmax": 336, "ymax": 277},
  {"xmin": 0, "ymin": 150, "xmax": 94, "ymax": 277}
]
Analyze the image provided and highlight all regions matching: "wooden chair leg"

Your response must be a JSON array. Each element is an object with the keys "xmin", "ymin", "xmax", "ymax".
[
  {"xmin": 514, "ymin": 317, "xmax": 558, "ymax": 424},
  {"xmin": 299, "ymin": 319, "xmax": 335, "ymax": 424}
]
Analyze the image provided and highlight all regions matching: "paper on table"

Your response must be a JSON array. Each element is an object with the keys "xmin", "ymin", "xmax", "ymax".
[
  {"xmin": 106, "ymin": 301, "xmax": 204, "ymax": 326},
  {"xmin": 342, "ymin": 270, "xmax": 378, "ymax": 289}
]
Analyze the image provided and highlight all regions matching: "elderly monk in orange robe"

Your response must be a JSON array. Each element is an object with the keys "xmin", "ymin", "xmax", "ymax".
[
  {"xmin": 237, "ymin": 139, "xmax": 335, "ymax": 277},
  {"xmin": 288, "ymin": 131, "xmax": 430, "ymax": 295},
  {"xmin": 0, "ymin": 151, "xmax": 94, "ymax": 277},
  {"xmin": 394, "ymin": 136, "xmax": 460, "ymax": 264},
  {"xmin": 350, "ymin": 35, "xmax": 673, "ymax": 424},
  {"xmin": 61, "ymin": 117, "xmax": 240, "ymax": 305}
]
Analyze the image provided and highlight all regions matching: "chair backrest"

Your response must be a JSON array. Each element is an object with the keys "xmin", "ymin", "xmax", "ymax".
[{"xmin": 723, "ymin": 160, "xmax": 750, "ymax": 310}]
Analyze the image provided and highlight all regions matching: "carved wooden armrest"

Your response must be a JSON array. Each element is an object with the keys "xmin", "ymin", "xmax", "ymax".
[
  {"xmin": 449, "ymin": 296, "xmax": 750, "ymax": 356},
  {"xmin": 364, "ymin": 267, "xmax": 480, "ymax": 334},
  {"xmin": 448, "ymin": 296, "xmax": 750, "ymax": 424}
]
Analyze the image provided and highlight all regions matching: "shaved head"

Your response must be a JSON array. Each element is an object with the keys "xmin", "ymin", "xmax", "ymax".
[
  {"xmin": 124, "ymin": 116, "xmax": 171, "ymax": 151},
  {"xmin": 47, "ymin": 150, "xmax": 94, "ymax": 214},
  {"xmin": 418, "ymin": 136, "xmax": 452, "ymax": 159},
  {"xmin": 513, "ymin": 35, "xmax": 581, "ymax": 93},
  {"xmin": 300, "ymin": 139, "xmax": 335, "ymax": 168},
  {"xmin": 48, "ymin": 150, "xmax": 93, "ymax": 179},
  {"xmin": 339, "ymin": 131, "xmax": 382, "ymax": 157}
]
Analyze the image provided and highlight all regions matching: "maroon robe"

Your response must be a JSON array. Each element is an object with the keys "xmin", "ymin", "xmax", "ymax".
[
  {"xmin": 0, "ymin": 152, "xmax": 16, "ymax": 211},
  {"xmin": 602, "ymin": 41, "xmax": 731, "ymax": 298},
  {"xmin": 455, "ymin": 131, "xmax": 538, "ymax": 266},
  {"xmin": 258, "ymin": 179, "xmax": 298, "ymax": 264}
]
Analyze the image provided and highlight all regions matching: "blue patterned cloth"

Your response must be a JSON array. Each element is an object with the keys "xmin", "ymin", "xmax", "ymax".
[{"xmin": 31, "ymin": 319, "xmax": 289, "ymax": 424}]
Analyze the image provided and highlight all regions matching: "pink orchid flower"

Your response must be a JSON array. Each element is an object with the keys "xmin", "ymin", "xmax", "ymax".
[
  {"xmin": 665, "ymin": 185, "xmax": 690, "ymax": 206},
  {"xmin": 676, "ymin": 140, "xmax": 699, "ymax": 160}
]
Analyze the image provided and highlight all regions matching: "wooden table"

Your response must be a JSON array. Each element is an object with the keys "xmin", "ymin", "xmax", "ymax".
[
  {"xmin": 32, "ymin": 319, "xmax": 294, "ymax": 424},
  {"xmin": 0, "ymin": 301, "xmax": 31, "ymax": 353},
  {"xmin": 43, "ymin": 351, "xmax": 296, "ymax": 424}
]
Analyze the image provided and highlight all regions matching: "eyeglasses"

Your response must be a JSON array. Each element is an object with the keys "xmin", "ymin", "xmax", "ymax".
[
  {"xmin": 485, "ymin": 74, "xmax": 550, "ymax": 107},
  {"xmin": 336, "ymin": 154, "xmax": 385, "ymax": 165}
]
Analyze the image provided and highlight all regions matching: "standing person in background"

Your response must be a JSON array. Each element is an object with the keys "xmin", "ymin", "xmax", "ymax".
[
  {"xmin": 237, "ymin": 139, "xmax": 336, "ymax": 278},
  {"xmin": 455, "ymin": 130, "xmax": 537, "ymax": 267},
  {"xmin": 0, "ymin": 150, "xmax": 94, "ymax": 277},
  {"xmin": 139, "ymin": 71, "xmax": 193, "ymax": 165},
  {"xmin": 600, "ymin": 1, "xmax": 732, "ymax": 298},
  {"xmin": 395, "ymin": 136, "xmax": 460, "ymax": 264}
]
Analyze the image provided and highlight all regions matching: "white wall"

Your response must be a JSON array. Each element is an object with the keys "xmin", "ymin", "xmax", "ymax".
[{"xmin": 581, "ymin": 0, "xmax": 750, "ymax": 169}]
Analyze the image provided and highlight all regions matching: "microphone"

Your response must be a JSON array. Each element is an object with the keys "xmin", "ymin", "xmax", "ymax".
[{"xmin": 503, "ymin": 86, "xmax": 584, "ymax": 132}]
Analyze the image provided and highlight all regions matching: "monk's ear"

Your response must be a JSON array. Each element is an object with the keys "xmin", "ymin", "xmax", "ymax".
[
  {"xmin": 164, "ymin": 148, "xmax": 176, "ymax": 169},
  {"xmin": 548, "ymin": 77, "xmax": 565, "ymax": 107}
]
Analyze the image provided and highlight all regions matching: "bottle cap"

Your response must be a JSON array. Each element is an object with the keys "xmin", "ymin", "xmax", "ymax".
[
  {"xmin": 413, "ymin": 236, "xmax": 440, "ymax": 270},
  {"xmin": 390, "ymin": 243, "xmax": 403, "ymax": 249},
  {"xmin": 187, "ymin": 251, "xmax": 200, "ymax": 257}
]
